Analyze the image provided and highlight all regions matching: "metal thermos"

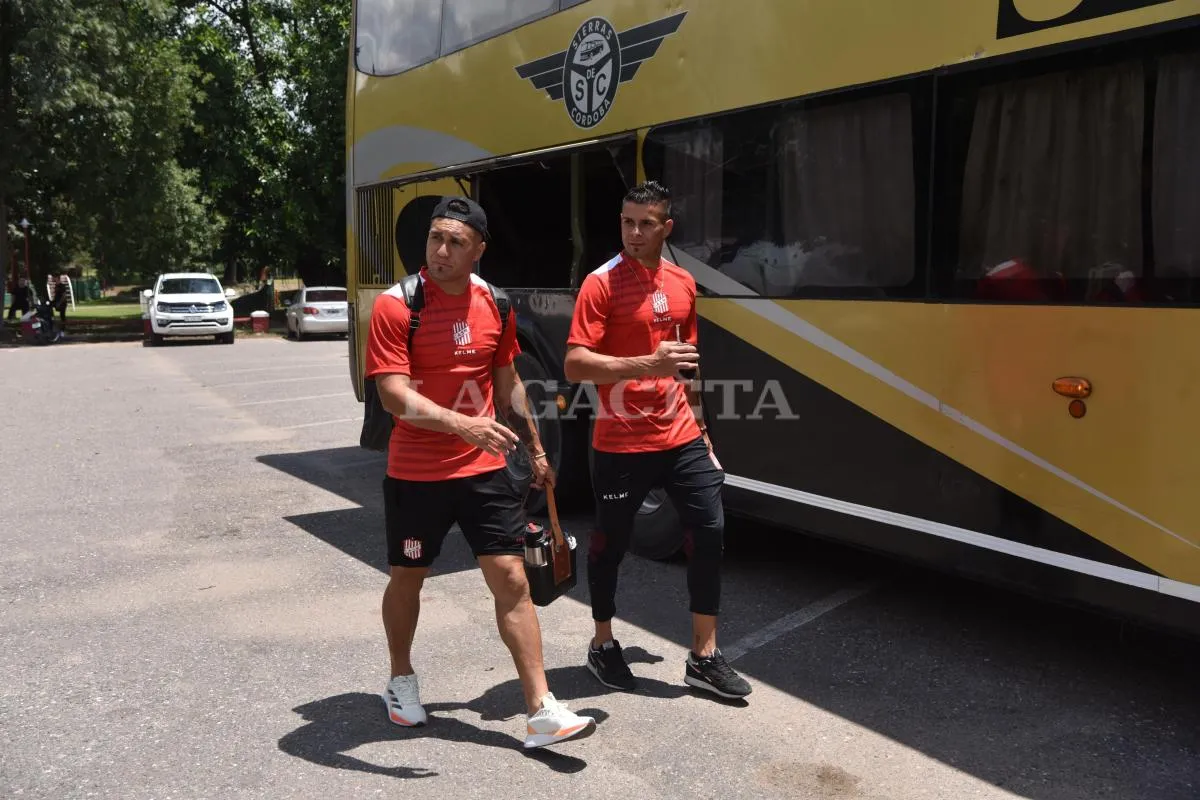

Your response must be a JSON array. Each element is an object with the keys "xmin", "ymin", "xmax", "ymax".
[
  {"xmin": 521, "ymin": 487, "xmax": 578, "ymax": 607},
  {"xmin": 524, "ymin": 522, "xmax": 550, "ymax": 567}
]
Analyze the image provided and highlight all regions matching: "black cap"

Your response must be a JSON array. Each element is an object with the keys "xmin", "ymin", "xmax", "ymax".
[{"xmin": 431, "ymin": 196, "xmax": 489, "ymax": 241}]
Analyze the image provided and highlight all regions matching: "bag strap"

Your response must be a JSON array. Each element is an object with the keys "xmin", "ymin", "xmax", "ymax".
[
  {"xmin": 489, "ymin": 283, "xmax": 510, "ymax": 340},
  {"xmin": 398, "ymin": 273, "xmax": 424, "ymax": 350},
  {"xmin": 545, "ymin": 484, "xmax": 572, "ymax": 584},
  {"xmin": 402, "ymin": 273, "xmax": 508, "ymax": 348}
]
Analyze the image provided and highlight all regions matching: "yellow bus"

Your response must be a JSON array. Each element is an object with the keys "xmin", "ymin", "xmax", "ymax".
[{"xmin": 345, "ymin": 0, "xmax": 1200, "ymax": 637}]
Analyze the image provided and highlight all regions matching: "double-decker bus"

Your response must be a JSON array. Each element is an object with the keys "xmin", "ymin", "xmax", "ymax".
[{"xmin": 345, "ymin": 0, "xmax": 1200, "ymax": 637}]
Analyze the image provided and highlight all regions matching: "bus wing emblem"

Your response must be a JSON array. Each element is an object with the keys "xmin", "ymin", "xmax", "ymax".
[{"xmin": 515, "ymin": 11, "xmax": 687, "ymax": 126}]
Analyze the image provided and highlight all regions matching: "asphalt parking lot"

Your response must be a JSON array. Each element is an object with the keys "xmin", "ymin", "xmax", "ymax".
[{"xmin": 2, "ymin": 336, "xmax": 1197, "ymax": 800}]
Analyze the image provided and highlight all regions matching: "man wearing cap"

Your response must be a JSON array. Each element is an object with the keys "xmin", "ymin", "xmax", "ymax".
[{"xmin": 364, "ymin": 196, "xmax": 597, "ymax": 749}]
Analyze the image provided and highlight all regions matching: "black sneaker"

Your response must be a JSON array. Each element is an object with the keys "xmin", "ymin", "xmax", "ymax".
[
  {"xmin": 685, "ymin": 648, "xmax": 752, "ymax": 699},
  {"xmin": 586, "ymin": 639, "xmax": 637, "ymax": 691}
]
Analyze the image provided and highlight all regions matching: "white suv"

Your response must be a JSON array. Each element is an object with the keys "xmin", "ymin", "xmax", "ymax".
[{"xmin": 144, "ymin": 272, "xmax": 236, "ymax": 346}]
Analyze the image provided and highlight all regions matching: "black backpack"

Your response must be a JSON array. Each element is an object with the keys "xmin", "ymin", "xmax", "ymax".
[{"xmin": 359, "ymin": 273, "xmax": 511, "ymax": 452}]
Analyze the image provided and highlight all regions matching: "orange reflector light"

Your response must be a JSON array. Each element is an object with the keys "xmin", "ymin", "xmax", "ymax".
[
  {"xmin": 1068, "ymin": 399, "xmax": 1087, "ymax": 418},
  {"xmin": 1053, "ymin": 377, "xmax": 1091, "ymax": 398}
]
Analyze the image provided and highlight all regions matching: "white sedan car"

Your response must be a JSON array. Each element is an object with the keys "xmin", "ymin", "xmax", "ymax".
[{"xmin": 285, "ymin": 286, "xmax": 348, "ymax": 339}]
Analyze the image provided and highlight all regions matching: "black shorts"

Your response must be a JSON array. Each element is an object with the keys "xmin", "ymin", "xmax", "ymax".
[{"xmin": 383, "ymin": 468, "xmax": 526, "ymax": 568}]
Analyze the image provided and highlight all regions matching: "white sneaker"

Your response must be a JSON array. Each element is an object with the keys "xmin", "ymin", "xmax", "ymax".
[
  {"xmin": 382, "ymin": 673, "xmax": 427, "ymax": 727},
  {"xmin": 523, "ymin": 692, "xmax": 595, "ymax": 749}
]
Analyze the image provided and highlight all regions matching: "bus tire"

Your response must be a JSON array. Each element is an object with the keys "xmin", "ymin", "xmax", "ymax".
[
  {"xmin": 503, "ymin": 351, "xmax": 562, "ymax": 516},
  {"xmin": 586, "ymin": 419, "xmax": 685, "ymax": 562}
]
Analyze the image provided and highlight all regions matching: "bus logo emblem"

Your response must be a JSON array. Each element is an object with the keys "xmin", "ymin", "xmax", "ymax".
[
  {"xmin": 515, "ymin": 11, "xmax": 687, "ymax": 130},
  {"xmin": 565, "ymin": 18, "xmax": 620, "ymax": 128}
]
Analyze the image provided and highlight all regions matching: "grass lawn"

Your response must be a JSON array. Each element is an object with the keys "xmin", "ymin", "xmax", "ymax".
[{"xmin": 72, "ymin": 300, "xmax": 143, "ymax": 320}]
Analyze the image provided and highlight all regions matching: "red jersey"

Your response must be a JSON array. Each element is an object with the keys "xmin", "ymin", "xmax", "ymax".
[
  {"xmin": 567, "ymin": 252, "xmax": 701, "ymax": 453},
  {"xmin": 365, "ymin": 269, "xmax": 520, "ymax": 481}
]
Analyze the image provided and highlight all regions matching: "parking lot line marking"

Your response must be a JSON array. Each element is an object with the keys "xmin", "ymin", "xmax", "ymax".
[
  {"xmin": 724, "ymin": 582, "xmax": 876, "ymax": 663},
  {"xmin": 281, "ymin": 417, "xmax": 359, "ymax": 429},
  {"xmin": 225, "ymin": 393, "xmax": 349, "ymax": 407},
  {"xmin": 208, "ymin": 374, "xmax": 345, "ymax": 387},
  {"xmin": 205, "ymin": 362, "xmax": 346, "ymax": 376}
]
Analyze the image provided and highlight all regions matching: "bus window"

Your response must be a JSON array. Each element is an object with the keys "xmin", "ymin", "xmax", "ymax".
[
  {"xmin": 355, "ymin": 0, "xmax": 441, "ymax": 76},
  {"xmin": 772, "ymin": 93, "xmax": 916, "ymax": 295},
  {"xmin": 644, "ymin": 89, "xmax": 924, "ymax": 299},
  {"xmin": 934, "ymin": 37, "xmax": 1200, "ymax": 306},
  {"xmin": 441, "ymin": 0, "xmax": 558, "ymax": 54},
  {"xmin": 941, "ymin": 60, "xmax": 1145, "ymax": 304},
  {"xmin": 1152, "ymin": 51, "xmax": 1200, "ymax": 303}
]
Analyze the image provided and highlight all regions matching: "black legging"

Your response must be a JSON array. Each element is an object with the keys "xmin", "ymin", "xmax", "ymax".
[{"xmin": 587, "ymin": 435, "xmax": 725, "ymax": 620}]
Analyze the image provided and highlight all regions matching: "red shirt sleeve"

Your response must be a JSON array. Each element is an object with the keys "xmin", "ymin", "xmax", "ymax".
[
  {"xmin": 566, "ymin": 273, "xmax": 610, "ymax": 350},
  {"xmin": 364, "ymin": 293, "xmax": 411, "ymax": 378},
  {"xmin": 494, "ymin": 307, "xmax": 520, "ymax": 368}
]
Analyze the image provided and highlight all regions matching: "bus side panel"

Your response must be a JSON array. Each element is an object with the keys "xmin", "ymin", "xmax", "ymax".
[
  {"xmin": 723, "ymin": 482, "xmax": 1200, "ymax": 641},
  {"xmin": 694, "ymin": 313, "xmax": 1156, "ymax": 577}
]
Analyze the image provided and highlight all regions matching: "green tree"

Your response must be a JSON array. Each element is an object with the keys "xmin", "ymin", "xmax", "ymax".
[
  {"xmin": 0, "ymin": 0, "xmax": 219, "ymax": 288},
  {"xmin": 178, "ymin": 0, "xmax": 294, "ymax": 284},
  {"xmin": 2, "ymin": 0, "xmax": 351, "ymax": 298},
  {"xmin": 281, "ymin": 0, "xmax": 348, "ymax": 287}
]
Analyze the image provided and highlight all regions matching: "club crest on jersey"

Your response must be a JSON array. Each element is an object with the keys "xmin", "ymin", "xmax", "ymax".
[
  {"xmin": 453, "ymin": 320, "xmax": 471, "ymax": 346},
  {"xmin": 515, "ymin": 11, "xmax": 687, "ymax": 130},
  {"xmin": 651, "ymin": 289, "xmax": 669, "ymax": 316},
  {"xmin": 402, "ymin": 538, "xmax": 422, "ymax": 560},
  {"xmin": 452, "ymin": 319, "xmax": 477, "ymax": 356}
]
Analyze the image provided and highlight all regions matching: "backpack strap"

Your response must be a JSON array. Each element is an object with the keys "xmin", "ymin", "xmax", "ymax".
[
  {"xmin": 400, "ymin": 272, "xmax": 509, "ymax": 347},
  {"xmin": 488, "ymin": 283, "xmax": 511, "ymax": 340},
  {"xmin": 398, "ymin": 272, "xmax": 424, "ymax": 350},
  {"xmin": 359, "ymin": 272, "xmax": 421, "ymax": 453}
]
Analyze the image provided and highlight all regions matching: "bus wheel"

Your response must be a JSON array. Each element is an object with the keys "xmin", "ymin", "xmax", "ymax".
[
  {"xmin": 503, "ymin": 351, "xmax": 561, "ymax": 516},
  {"xmin": 586, "ymin": 419, "xmax": 684, "ymax": 562},
  {"xmin": 630, "ymin": 487, "xmax": 684, "ymax": 561}
]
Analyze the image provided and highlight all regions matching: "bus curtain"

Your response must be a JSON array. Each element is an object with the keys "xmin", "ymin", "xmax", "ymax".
[
  {"xmin": 1153, "ymin": 51, "xmax": 1200, "ymax": 281},
  {"xmin": 957, "ymin": 59, "xmax": 1144, "ymax": 286}
]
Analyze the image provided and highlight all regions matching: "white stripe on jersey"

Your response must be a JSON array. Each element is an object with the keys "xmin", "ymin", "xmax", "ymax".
[{"xmin": 591, "ymin": 255, "xmax": 622, "ymax": 275}]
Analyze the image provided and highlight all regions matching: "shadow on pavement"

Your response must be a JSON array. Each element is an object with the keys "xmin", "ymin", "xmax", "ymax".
[
  {"xmin": 279, "ymin": 684, "xmax": 613, "ymax": 778},
  {"xmin": 257, "ymin": 447, "xmax": 478, "ymax": 578},
  {"xmin": 262, "ymin": 446, "xmax": 1200, "ymax": 800}
]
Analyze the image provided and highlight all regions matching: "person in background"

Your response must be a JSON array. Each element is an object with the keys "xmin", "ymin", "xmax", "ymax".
[
  {"xmin": 52, "ymin": 275, "xmax": 69, "ymax": 331},
  {"xmin": 7, "ymin": 277, "xmax": 32, "ymax": 320}
]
